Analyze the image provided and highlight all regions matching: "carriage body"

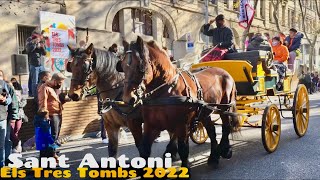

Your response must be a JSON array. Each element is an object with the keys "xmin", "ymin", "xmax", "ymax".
[
  {"xmin": 191, "ymin": 50, "xmax": 293, "ymax": 96},
  {"xmin": 190, "ymin": 50, "xmax": 309, "ymax": 153}
]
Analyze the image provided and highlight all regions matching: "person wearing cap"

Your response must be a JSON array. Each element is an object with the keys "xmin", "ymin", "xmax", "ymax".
[
  {"xmin": 202, "ymin": 14, "xmax": 236, "ymax": 52},
  {"xmin": 271, "ymin": 36, "xmax": 289, "ymax": 91},
  {"xmin": 38, "ymin": 72, "xmax": 70, "ymax": 146},
  {"xmin": 284, "ymin": 28, "xmax": 304, "ymax": 72},
  {"xmin": 26, "ymin": 28, "xmax": 47, "ymax": 97}
]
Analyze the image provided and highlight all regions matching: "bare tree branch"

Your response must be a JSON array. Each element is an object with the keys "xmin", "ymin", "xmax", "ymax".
[
  {"xmin": 272, "ymin": 0, "xmax": 283, "ymax": 32},
  {"xmin": 298, "ymin": 0, "xmax": 318, "ymax": 71}
]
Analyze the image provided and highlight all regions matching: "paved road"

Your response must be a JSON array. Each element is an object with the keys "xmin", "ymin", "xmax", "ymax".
[{"xmin": 20, "ymin": 93, "xmax": 319, "ymax": 179}]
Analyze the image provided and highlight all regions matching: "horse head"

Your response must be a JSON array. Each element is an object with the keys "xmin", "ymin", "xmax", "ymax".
[
  {"xmin": 118, "ymin": 36, "xmax": 173, "ymax": 105},
  {"xmin": 117, "ymin": 36, "xmax": 150, "ymax": 105},
  {"xmin": 67, "ymin": 43, "xmax": 95, "ymax": 101}
]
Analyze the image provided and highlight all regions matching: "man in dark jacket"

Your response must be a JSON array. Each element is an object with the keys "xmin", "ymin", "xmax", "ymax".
[
  {"xmin": 202, "ymin": 14, "xmax": 236, "ymax": 53},
  {"xmin": 0, "ymin": 70, "xmax": 12, "ymax": 168},
  {"xmin": 26, "ymin": 29, "xmax": 46, "ymax": 97},
  {"xmin": 284, "ymin": 28, "xmax": 303, "ymax": 72}
]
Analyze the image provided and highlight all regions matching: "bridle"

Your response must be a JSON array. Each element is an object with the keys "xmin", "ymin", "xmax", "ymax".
[
  {"xmin": 70, "ymin": 54, "xmax": 94, "ymax": 86},
  {"xmin": 123, "ymin": 46, "xmax": 182, "ymax": 104},
  {"xmin": 124, "ymin": 46, "xmax": 148, "ymax": 101}
]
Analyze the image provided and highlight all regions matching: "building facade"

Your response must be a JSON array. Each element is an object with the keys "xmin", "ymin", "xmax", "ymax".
[{"xmin": 0, "ymin": 0, "xmax": 319, "ymax": 83}]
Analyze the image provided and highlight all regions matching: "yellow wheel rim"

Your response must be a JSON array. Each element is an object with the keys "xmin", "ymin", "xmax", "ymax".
[
  {"xmin": 262, "ymin": 104, "xmax": 281, "ymax": 153},
  {"xmin": 191, "ymin": 122, "xmax": 208, "ymax": 144},
  {"xmin": 293, "ymin": 85, "xmax": 310, "ymax": 137}
]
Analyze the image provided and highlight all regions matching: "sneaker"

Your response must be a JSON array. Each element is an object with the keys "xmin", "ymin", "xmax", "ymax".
[
  {"xmin": 102, "ymin": 138, "xmax": 109, "ymax": 144},
  {"xmin": 154, "ymin": 137, "xmax": 161, "ymax": 143},
  {"xmin": 276, "ymin": 82, "xmax": 283, "ymax": 91},
  {"xmin": 120, "ymin": 128, "xmax": 128, "ymax": 141},
  {"xmin": 16, "ymin": 141, "xmax": 22, "ymax": 153}
]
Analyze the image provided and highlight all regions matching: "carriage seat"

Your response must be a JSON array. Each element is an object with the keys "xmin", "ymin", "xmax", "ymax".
[{"xmin": 224, "ymin": 50, "xmax": 271, "ymax": 74}]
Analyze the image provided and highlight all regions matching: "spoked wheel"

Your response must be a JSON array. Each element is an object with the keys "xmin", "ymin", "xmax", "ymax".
[
  {"xmin": 292, "ymin": 84, "xmax": 310, "ymax": 137},
  {"xmin": 190, "ymin": 122, "xmax": 208, "ymax": 145},
  {"xmin": 261, "ymin": 104, "xmax": 281, "ymax": 153}
]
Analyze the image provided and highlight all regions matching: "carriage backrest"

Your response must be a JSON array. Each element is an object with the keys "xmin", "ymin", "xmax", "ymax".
[{"xmin": 224, "ymin": 50, "xmax": 270, "ymax": 74}]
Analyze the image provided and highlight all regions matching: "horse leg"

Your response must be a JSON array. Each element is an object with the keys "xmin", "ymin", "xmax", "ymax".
[
  {"xmin": 126, "ymin": 118, "xmax": 143, "ymax": 149},
  {"xmin": 138, "ymin": 123, "xmax": 159, "ymax": 160},
  {"xmin": 104, "ymin": 121, "xmax": 120, "ymax": 158},
  {"xmin": 164, "ymin": 132, "xmax": 179, "ymax": 162},
  {"xmin": 176, "ymin": 126, "xmax": 189, "ymax": 169},
  {"xmin": 219, "ymin": 113, "xmax": 232, "ymax": 159},
  {"xmin": 202, "ymin": 116, "xmax": 220, "ymax": 168}
]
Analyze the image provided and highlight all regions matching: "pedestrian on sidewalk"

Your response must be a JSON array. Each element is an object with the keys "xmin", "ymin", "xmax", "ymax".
[
  {"xmin": 38, "ymin": 73, "xmax": 69, "ymax": 146},
  {"xmin": 10, "ymin": 88, "xmax": 27, "ymax": 153},
  {"xmin": 0, "ymin": 70, "xmax": 12, "ymax": 168}
]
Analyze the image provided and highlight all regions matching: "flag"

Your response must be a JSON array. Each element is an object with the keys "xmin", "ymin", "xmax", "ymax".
[{"xmin": 238, "ymin": 0, "xmax": 255, "ymax": 29}]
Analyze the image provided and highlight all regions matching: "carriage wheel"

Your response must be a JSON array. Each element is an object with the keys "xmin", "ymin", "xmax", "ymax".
[
  {"xmin": 261, "ymin": 104, "xmax": 281, "ymax": 153},
  {"xmin": 292, "ymin": 84, "xmax": 310, "ymax": 137},
  {"xmin": 190, "ymin": 122, "xmax": 208, "ymax": 145}
]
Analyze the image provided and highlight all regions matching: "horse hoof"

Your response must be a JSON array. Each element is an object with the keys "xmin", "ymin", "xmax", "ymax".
[
  {"xmin": 207, "ymin": 156, "xmax": 219, "ymax": 169},
  {"xmin": 163, "ymin": 153, "xmax": 180, "ymax": 162},
  {"xmin": 171, "ymin": 154, "xmax": 180, "ymax": 162},
  {"xmin": 220, "ymin": 147, "xmax": 232, "ymax": 159}
]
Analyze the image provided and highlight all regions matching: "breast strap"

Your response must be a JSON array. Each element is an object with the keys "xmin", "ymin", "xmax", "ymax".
[{"xmin": 184, "ymin": 70, "xmax": 204, "ymax": 100}]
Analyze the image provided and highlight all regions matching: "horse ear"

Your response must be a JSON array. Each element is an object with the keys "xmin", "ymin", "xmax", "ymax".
[
  {"xmin": 136, "ymin": 36, "xmax": 145, "ymax": 56},
  {"xmin": 116, "ymin": 61, "xmax": 123, "ymax": 72},
  {"xmin": 123, "ymin": 40, "xmax": 129, "ymax": 52},
  {"xmin": 67, "ymin": 45, "xmax": 75, "ymax": 54},
  {"xmin": 85, "ymin": 43, "xmax": 94, "ymax": 55}
]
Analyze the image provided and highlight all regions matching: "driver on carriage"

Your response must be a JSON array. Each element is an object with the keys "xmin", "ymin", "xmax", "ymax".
[
  {"xmin": 271, "ymin": 36, "xmax": 289, "ymax": 91},
  {"xmin": 201, "ymin": 14, "xmax": 236, "ymax": 62}
]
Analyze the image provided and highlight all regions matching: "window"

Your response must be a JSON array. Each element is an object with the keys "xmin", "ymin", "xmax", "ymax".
[
  {"xmin": 291, "ymin": 10, "xmax": 295, "ymax": 28},
  {"xmin": 17, "ymin": 25, "xmax": 36, "ymax": 54},
  {"xmin": 260, "ymin": 0, "xmax": 265, "ymax": 18},
  {"xmin": 233, "ymin": 0, "xmax": 240, "ymax": 11},
  {"xmin": 112, "ymin": 11, "xmax": 120, "ymax": 32},
  {"xmin": 163, "ymin": 24, "xmax": 169, "ymax": 38},
  {"xmin": 287, "ymin": 10, "xmax": 290, "ymax": 27},
  {"xmin": 224, "ymin": 0, "xmax": 228, "ymax": 8},
  {"xmin": 281, "ymin": 5, "xmax": 285, "ymax": 26},
  {"xmin": 132, "ymin": 9, "xmax": 153, "ymax": 36},
  {"xmin": 269, "ymin": 2, "xmax": 273, "ymax": 22}
]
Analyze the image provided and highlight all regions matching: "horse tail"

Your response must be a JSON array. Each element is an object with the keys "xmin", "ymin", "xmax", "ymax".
[{"xmin": 230, "ymin": 81, "xmax": 240, "ymax": 132}]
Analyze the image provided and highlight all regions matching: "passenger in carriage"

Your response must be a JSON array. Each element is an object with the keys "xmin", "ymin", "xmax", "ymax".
[
  {"xmin": 201, "ymin": 14, "xmax": 236, "ymax": 62},
  {"xmin": 271, "ymin": 37, "xmax": 289, "ymax": 91},
  {"xmin": 284, "ymin": 28, "xmax": 303, "ymax": 72}
]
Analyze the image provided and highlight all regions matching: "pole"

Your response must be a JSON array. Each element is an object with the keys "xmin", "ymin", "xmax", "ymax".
[{"xmin": 205, "ymin": 0, "xmax": 209, "ymax": 48}]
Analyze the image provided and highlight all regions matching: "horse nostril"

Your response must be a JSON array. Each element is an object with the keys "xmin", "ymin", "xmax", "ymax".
[{"xmin": 129, "ymin": 97, "xmax": 136, "ymax": 105}]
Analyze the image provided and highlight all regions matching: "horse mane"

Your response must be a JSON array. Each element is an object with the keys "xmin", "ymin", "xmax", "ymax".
[
  {"xmin": 145, "ymin": 41, "xmax": 176, "ymax": 82},
  {"xmin": 92, "ymin": 48, "xmax": 124, "ymax": 86}
]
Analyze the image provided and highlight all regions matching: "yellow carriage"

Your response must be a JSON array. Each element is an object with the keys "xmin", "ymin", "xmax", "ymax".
[{"xmin": 190, "ymin": 50, "xmax": 309, "ymax": 153}]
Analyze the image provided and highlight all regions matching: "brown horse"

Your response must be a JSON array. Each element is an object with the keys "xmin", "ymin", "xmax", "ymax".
[
  {"xmin": 117, "ymin": 36, "xmax": 240, "ymax": 169},
  {"xmin": 67, "ymin": 44, "xmax": 179, "ymax": 160}
]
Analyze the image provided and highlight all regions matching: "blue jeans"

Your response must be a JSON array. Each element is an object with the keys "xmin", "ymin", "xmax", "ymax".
[
  {"xmin": 0, "ymin": 120, "xmax": 11, "ymax": 167},
  {"xmin": 29, "ymin": 65, "xmax": 45, "ymax": 97}
]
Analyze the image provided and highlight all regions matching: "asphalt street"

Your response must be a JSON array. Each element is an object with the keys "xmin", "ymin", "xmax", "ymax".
[{"xmin": 19, "ymin": 93, "xmax": 320, "ymax": 180}]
